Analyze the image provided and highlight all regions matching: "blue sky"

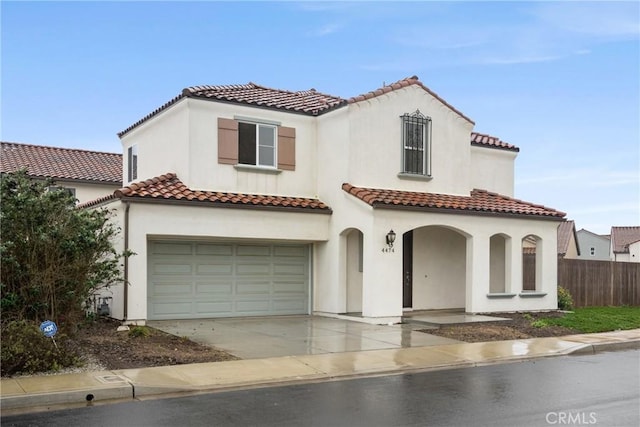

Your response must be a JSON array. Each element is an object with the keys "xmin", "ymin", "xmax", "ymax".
[{"xmin": 2, "ymin": 1, "xmax": 638, "ymax": 234}]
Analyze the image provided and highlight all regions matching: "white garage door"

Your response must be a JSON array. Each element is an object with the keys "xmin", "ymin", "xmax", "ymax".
[{"xmin": 148, "ymin": 241, "xmax": 310, "ymax": 320}]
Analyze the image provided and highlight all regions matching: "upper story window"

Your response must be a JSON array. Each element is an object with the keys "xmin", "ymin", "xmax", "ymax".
[
  {"xmin": 47, "ymin": 186, "xmax": 76, "ymax": 199},
  {"xmin": 401, "ymin": 110, "xmax": 431, "ymax": 176},
  {"xmin": 238, "ymin": 122, "xmax": 277, "ymax": 167},
  {"xmin": 127, "ymin": 145, "xmax": 138, "ymax": 182},
  {"xmin": 590, "ymin": 247, "xmax": 596, "ymax": 256},
  {"xmin": 218, "ymin": 117, "xmax": 296, "ymax": 171}
]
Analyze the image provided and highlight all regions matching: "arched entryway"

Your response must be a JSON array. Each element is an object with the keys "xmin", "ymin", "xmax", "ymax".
[{"xmin": 404, "ymin": 225, "xmax": 469, "ymax": 311}]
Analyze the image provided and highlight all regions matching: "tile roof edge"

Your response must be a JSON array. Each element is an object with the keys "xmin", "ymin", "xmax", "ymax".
[
  {"xmin": 1, "ymin": 141, "xmax": 121, "ymax": 157},
  {"xmin": 347, "ymin": 75, "xmax": 475, "ymax": 125},
  {"xmin": 471, "ymin": 188, "xmax": 567, "ymax": 217},
  {"xmin": 117, "ymin": 94, "xmax": 186, "ymax": 138}
]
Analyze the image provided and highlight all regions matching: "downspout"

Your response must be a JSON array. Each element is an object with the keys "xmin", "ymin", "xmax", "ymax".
[{"xmin": 123, "ymin": 200, "xmax": 130, "ymax": 321}]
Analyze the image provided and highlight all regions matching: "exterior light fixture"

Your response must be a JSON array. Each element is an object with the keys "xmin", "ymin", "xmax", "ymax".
[{"xmin": 386, "ymin": 229, "xmax": 397, "ymax": 248}]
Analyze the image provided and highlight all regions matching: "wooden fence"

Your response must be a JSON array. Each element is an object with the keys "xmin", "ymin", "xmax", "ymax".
[
  {"xmin": 558, "ymin": 259, "xmax": 640, "ymax": 307},
  {"xmin": 524, "ymin": 256, "xmax": 640, "ymax": 307}
]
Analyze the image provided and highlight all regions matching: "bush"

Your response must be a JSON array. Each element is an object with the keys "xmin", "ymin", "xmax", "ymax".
[
  {"xmin": 0, "ymin": 320, "xmax": 79, "ymax": 376},
  {"xmin": 557, "ymin": 286, "xmax": 574, "ymax": 311},
  {"xmin": 0, "ymin": 170, "xmax": 130, "ymax": 331}
]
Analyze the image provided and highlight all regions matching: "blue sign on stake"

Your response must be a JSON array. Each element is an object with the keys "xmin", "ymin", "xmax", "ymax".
[{"xmin": 40, "ymin": 320, "xmax": 58, "ymax": 338}]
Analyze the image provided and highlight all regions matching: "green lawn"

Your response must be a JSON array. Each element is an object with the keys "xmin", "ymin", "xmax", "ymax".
[{"xmin": 541, "ymin": 306, "xmax": 640, "ymax": 333}]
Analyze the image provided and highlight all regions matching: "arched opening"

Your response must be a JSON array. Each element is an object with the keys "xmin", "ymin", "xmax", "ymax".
[
  {"xmin": 343, "ymin": 228, "xmax": 364, "ymax": 313},
  {"xmin": 490, "ymin": 234, "xmax": 510, "ymax": 293},
  {"xmin": 522, "ymin": 234, "xmax": 542, "ymax": 291},
  {"xmin": 410, "ymin": 225, "xmax": 468, "ymax": 310}
]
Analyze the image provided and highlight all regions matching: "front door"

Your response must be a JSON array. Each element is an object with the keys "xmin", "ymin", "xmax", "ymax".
[{"xmin": 403, "ymin": 231, "xmax": 413, "ymax": 308}]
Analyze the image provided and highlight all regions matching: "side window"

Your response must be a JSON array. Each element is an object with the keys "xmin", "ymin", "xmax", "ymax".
[
  {"xmin": 401, "ymin": 110, "xmax": 431, "ymax": 176},
  {"xmin": 127, "ymin": 145, "xmax": 138, "ymax": 182},
  {"xmin": 48, "ymin": 186, "xmax": 76, "ymax": 199},
  {"xmin": 590, "ymin": 247, "xmax": 595, "ymax": 256}
]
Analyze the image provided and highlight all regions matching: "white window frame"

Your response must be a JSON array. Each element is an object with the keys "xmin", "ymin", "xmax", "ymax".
[
  {"xmin": 590, "ymin": 247, "xmax": 596, "ymax": 256},
  {"xmin": 238, "ymin": 121, "xmax": 277, "ymax": 168},
  {"xmin": 401, "ymin": 110, "xmax": 432, "ymax": 176}
]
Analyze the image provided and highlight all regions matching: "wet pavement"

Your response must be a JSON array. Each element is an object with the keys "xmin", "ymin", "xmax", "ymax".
[
  {"xmin": 3, "ymin": 350, "xmax": 639, "ymax": 426},
  {"xmin": 1, "ymin": 322, "xmax": 639, "ymax": 415},
  {"xmin": 147, "ymin": 315, "xmax": 462, "ymax": 359}
]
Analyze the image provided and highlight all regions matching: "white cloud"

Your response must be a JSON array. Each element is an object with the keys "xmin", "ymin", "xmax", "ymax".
[
  {"xmin": 307, "ymin": 23, "xmax": 342, "ymax": 37},
  {"xmin": 531, "ymin": 2, "xmax": 640, "ymax": 38}
]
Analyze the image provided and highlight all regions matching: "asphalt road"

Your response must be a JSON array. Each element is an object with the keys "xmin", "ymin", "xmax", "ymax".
[{"xmin": 3, "ymin": 350, "xmax": 639, "ymax": 427}]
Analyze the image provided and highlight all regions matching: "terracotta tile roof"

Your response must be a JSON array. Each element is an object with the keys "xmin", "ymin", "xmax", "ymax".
[
  {"xmin": 1, "ymin": 141, "xmax": 122, "ymax": 184},
  {"xmin": 557, "ymin": 220, "xmax": 577, "ymax": 256},
  {"xmin": 610, "ymin": 226, "xmax": 640, "ymax": 254},
  {"xmin": 118, "ymin": 83, "xmax": 347, "ymax": 137},
  {"xmin": 471, "ymin": 132, "xmax": 519, "ymax": 152},
  {"xmin": 348, "ymin": 75, "xmax": 475, "ymax": 125},
  {"xmin": 79, "ymin": 173, "xmax": 331, "ymax": 212},
  {"xmin": 342, "ymin": 183, "xmax": 565, "ymax": 219}
]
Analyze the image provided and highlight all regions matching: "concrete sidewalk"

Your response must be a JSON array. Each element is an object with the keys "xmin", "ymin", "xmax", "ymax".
[{"xmin": 2, "ymin": 329, "xmax": 639, "ymax": 414}]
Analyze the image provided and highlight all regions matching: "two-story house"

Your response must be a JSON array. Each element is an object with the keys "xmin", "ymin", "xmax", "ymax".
[{"xmin": 82, "ymin": 76, "xmax": 565, "ymax": 324}]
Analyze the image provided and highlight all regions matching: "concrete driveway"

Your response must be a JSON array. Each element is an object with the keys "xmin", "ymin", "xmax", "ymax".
[{"xmin": 149, "ymin": 315, "xmax": 461, "ymax": 359}]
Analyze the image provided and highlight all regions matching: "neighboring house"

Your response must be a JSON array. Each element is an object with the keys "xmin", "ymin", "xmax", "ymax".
[
  {"xmin": 520, "ymin": 220, "xmax": 578, "ymax": 258},
  {"xmin": 80, "ymin": 75, "xmax": 566, "ymax": 324},
  {"xmin": 0, "ymin": 141, "xmax": 122, "ymax": 204},
  {"xmin": 610, "ymin": 226, "xmax": 640, "ymax": 262},
  {"xmin": 557, "ymin": 220, "xmax": 580, "ymax": 259},
  {"xmin": 576, "ymin": 229, "xmax": 610, "ymax": 261}
]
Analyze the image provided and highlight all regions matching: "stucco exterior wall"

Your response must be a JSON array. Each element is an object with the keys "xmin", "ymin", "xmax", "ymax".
[
  {"xmin": 120, "ymin": 100, "xmax": 190, "ymax": 186},
  {"xmin": 344, "ymin": 85, "xmax": 474, "ymax": 196},
  {"xmin": 187, "ymin": 99, "xmax": 319, "ymax": 197},
  {"xmin": 50, "ymin": 180, "xmax": 120, "ymax": 205},
  {"xmin": 122, "ymin": 202, "xmax": 330, "ymax": 321},
  {"xmin": 629, "ymin": 241, "xmax": 640, "ymax": 263},
  {"xmin": 469, "ymin": 146, "xmax": 516, "ymax": 196}
]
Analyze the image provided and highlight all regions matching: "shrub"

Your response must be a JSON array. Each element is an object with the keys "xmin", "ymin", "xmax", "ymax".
[
  {"xmin": 128, "ymin": 326, "xmax": 151, "ymax": 338},
  {"xmin": 0, "ymin": 170, "xmax": 130, "ymax": 331},
  {"xmin": 0, "ymin": 320, "xmax": 79, "ymax": 376},
  {"xmin": 557, "ymin": 286, "xmax": 574, "ymax": 311}
]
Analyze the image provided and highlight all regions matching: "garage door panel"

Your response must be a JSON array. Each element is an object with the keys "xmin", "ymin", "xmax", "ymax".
[
  {"xmin": 236, "ymin": 282, "xmax": 271, "ymax": 295},
  {"xmin": 152, "ymin": 302, "xmax": 193, "ymax": 316},
  {"xmin": 151, "ymin": 282, "xmax": 193, "ymax": 296},
  {"xmin": 196, "ymin": 263, "xmax": 234, "ymax": 275},
  {"xmin": 196, "ymin": 301, "xmax": 234, "ymax": 315},
  {"xmin": 195, "ymin": 282, "xmax": 233, "ymax": 295},
  {"xmin": 151, "ymin": 263, "xmax": 193, "ymax": 275},
  {"xmin": 149, "ymin": 241, "xmax": 309, "ymax": 319},
  {"xmin": 236, "ymin": 264, "xmax": 271, "ymax": 275},
  {"xmin": 273, "ymin": 246, "xmax": 307, "ymax": 257},
  {"xmin": 152, "ymin": 243, "xmax": 193, "ymax": 255},
  {"xmin": 237, "ymin": 245, "xmax": 271, "ymax": 256},
  {"xmin": 272, "ymin": 299, "xmax": 307, "ymax": 312},
  {"xmin": 272, "ymin": 281, "xmax": 307, "ymax": 294},
  {"xmin": 196, "ymin": 243, "xmax": 233, "ymax": 255},
  {"xmin": 273, "ymin": 263, "xmax": 307, "ymax": 276},
  {"xmin": 235, "ymin": 300, "xmax": 270, "ymax": 313}
]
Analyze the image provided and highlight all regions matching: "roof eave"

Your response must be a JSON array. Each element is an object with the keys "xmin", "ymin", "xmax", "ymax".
[
  {"xmin": 119, "ymin": 194, "xmax": 333, "ymax": 214},
  {"xmin": 369, "ymin": 202, "xmax": 565, "ymax": 221}
]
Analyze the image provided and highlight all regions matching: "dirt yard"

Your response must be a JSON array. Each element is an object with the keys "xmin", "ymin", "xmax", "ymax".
[{"xmin": 62, "ymin": 312, "xmax": 579, "ymax": 371}]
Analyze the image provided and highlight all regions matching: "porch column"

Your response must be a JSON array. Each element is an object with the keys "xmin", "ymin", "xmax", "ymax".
[
  {"xmin": 465, "ymin": 234, "xmax": 490, "ymax": 313},
  {"xmin": 508, "ymin": 236, "xmax": 522, "ymax": 294},
  {"xmin": 361, "ymin": 233, "xmax": 403, "ymax": 319}
]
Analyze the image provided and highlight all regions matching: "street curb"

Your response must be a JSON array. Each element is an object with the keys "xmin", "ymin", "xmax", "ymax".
[
  {"xmin": 568, "ymin": 339, "xmax": 640, "ymax": 356},
  {"xmin": 0, "ymin": 383, "xmax": 132, "ymax": 412}
]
